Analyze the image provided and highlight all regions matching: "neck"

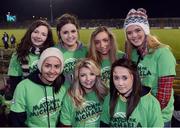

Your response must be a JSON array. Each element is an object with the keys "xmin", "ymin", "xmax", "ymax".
[
  {"xmin": 120, "ymin": 88, "xmax": 132, "ymax": 98},
  {"xmin": 39, "ymin": 74, "xmax": 52, "ymax": 85},
  {"xmin": 63, "ymin": 42, "xmax": 78, "ymax": 51},
  {"xmin": 101, "ymin": 54, "xmax": 109, "ymax": 60},
  {"xmin": 82, "ymin": 86, "xmax": 93, "ymax": 93}
]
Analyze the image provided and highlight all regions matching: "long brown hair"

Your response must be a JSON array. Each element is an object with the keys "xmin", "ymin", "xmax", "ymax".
[
  {"xmin": 87, "ymin": 26, "xmax": 118, "ymax": 65},
  {"xmin": 110, "ymin": 58, "xmax": 141, "ymax": 119},
  {"xmin": 56, "ymin": 13, "xmax": 80, "ymax": 41},
  {"xmin": 16, "ymin": 20, "xmax": 54, "ymax": 63}
]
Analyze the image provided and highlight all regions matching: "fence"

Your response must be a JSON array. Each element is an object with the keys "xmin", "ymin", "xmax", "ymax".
[{"xmin": 1, "ymin": 18, "xmax": 180, "ymax": 28}]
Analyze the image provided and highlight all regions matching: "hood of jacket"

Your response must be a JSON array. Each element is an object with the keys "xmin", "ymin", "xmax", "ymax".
[{"xmin": 141, "ymin": 85, "xmax": 151, "ymax": 97}]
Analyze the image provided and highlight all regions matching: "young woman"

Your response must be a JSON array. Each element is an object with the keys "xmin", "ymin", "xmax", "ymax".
[
  {"xmin": 124, "ymin": 8, "xmax": 176, "ymax": 126},
  {"xmin": 9, "ymin": 47, "xmax": 66, "ymax": 127},
  {"xmin": 8, "ymin": 20, "xmax": 54, "ymax": 99},
  {"xmin": 56, "ymin": 13, "xmax": 87, "ymax": 86},
  {"xmin": 100, "ymin": 58, "xmax": 164, "ymax": 127},
  {"xmin": 59, "ymin": 58, "xmax": 108, "ymax": 127},
  {"xmin": 88, "ymin": 26, "xmax": 124, "ymax": 87}
]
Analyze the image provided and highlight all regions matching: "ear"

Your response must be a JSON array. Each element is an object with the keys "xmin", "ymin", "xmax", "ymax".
[
  {"xmin": 130, "ymin": 73, "xmax": 134, "ymax": 82},
  {"xmin": 57, "ymin": 31, "xmax": 61, "ymax": 40}
]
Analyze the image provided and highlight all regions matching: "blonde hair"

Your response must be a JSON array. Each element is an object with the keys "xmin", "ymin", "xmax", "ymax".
[
  {"xmin": 68, "ymin": 58, "xmax": 108, "ymax": 108},
  {"xmin": 125, "ymin": 34, "xmax": 169, "ymax": 59},
  {"xmin": 87, "ymin": 26, "xmax": 118, "ymax": 65}
]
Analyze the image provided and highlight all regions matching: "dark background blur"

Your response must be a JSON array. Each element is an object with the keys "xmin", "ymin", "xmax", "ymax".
[{"xmin": 0, "ymin": 0, "xmax": 180, "ymax": 21}]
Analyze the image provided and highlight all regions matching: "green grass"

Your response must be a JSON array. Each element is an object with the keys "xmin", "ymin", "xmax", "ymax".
[{"xmin": 1, "ymin": 28, "xmax": 180, "ymax": 60}]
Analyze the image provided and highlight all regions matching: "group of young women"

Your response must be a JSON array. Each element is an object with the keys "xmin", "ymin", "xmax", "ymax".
[{"xmin": 7, "ymin": 8, "xmax": 176, "ymax": 127}]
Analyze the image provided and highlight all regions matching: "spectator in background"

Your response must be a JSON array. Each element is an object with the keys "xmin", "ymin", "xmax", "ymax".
[
  {"xmin": 56, "ymin": 13, "xmax": 87, "ymax": 87},
  {"xmin": 100, "ymin": 58, "xmax": 164, "ymax": 127},
  {"xmin": 7, "ymin": 20, "xmax": 54, "ymax": 100},
  {"xmin": 60, "ymin": 58, "xmax": 108, "ymax": 127},
  {"xmin": 10, "ymin": 34, "xmax": 16, "ymax": 48},
  {"xmin": 123, "ymin": 8, "xmax": 176, "ymax": 126},
  {"xmin": 87, "ymin": 26, "xmax": 124, "ymax": 88},
  {"xmin": 2, "ymin": 32, "xmax": 9, "ymax": 49},
  {"xmin": 9, "ymin": 47, "xmax": 66, "ymax": 127}
]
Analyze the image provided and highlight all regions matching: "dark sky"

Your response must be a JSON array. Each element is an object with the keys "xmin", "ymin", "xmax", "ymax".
[{"xmin": 0, "ymin": 0, "xmax": 180, "ymax": 21}]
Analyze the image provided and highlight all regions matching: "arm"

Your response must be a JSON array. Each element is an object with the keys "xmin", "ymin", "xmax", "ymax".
[
  {"xmin": 100, "ymin": 95, "xmax": 110, "ymax": 127},
  {"xmin": 8, "ymin": 76, "xmax": 22, "ymax": 93},
  {"xmin": 100, "ymin": 121, "xmax": 110, "ymax": 127},
  {"xmin": 147, "ymin": 95, "xmax": 164, "ymax": 127},
  {"xmin": 10, "ymin": 80, "xmax": 27, "ymax": 126},
  {"xmin": 59, "ymin": 94, "xmax": 74, "ymax": 126},
  {"xmin": 156, "ymin": 76, "xmax": 174, "ymax": 109},
  {"xmin": 156, "ymin": 48, "xmax": 176, "ymax": 109},
  {"xmin": 5, "ymin": 76, "xmax": 22, "ymax": 100},
  {"xmin": 9, "ymin": 111, "xmax": 27, "ymax": 127},
  {"xmin": 57, "ymin": 121, "xmax": 71, "ymax": 127}
]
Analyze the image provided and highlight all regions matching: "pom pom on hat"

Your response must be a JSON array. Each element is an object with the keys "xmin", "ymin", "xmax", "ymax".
[
  {"xmin": 38, "ymin": 47, "xmax": 64, "ymax": 73},
  {"xmin": 124, "ymin": 8, "xmax": 150, "ymax": 35}
]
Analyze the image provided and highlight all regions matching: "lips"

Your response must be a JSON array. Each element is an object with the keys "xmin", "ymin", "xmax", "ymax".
[
  {"xmin": 34, "ymin": 38, "xmax": 43, "ymax": 42},
  {"xmin": 85, "ymin": 81, "xmax": 94, "ymax": 85}
]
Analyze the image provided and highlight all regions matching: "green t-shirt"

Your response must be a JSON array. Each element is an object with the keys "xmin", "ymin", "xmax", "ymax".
[
  {"xmin": 131, "ymin": 47, "xmax": 176, "ymax": 122},
  {"xmin": 10, "ymin": 79, "xmax": 67, "ymax": 127},
  {"xmin": 101, "ymin": 51, "xmax": 124, "ymax": 87},
  {"xmin": 60, "ymin": 91, "xmax": 102, "ymax": 127},
  {"xmin": 55, "ymin": 43, "xmax": 87, "ymax": 86},
  {"xmin": 101, "ymin": 94, "xmax": 164, "ymax": 127},
  {"xmin": 8, "ymin": 52, "xmax": 39, "ymax": 77}
]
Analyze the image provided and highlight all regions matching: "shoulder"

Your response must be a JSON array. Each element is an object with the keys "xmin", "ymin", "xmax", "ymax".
[
  {"xmin": 10, "ymin": 52, "xmax": 18, "ymax": 59},
  {"xmin": 14, "ymin": 78, "xmax": 34, "ymax": 93},
  {"xmin": 117, "ymin": 50, "xmax": 125, "ymax": 58},
  {"xmin": 154, "ymin": 47, "xmax": 176, "ymax": 63},
  {"xmin": 154, "ymin": 47, "xmax": 174, "ymax": 57},
  {"xmin": 141, "ymin": 92, "xmax": 160, "ymax": 108},
  {"xmin": 62, "ymin": 90, "xmax": 73, "ymax": 106},
  {"xmin": 59, "ymin": 85, "xmax": 68, "ymax": 96},
  {"xmin": 9, "ymin": 52, "xmax": 19, "ymax": 64}
]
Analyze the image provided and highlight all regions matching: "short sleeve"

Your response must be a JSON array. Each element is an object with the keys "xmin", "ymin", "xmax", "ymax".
[
  {"xmin": 60, "ymin": 93, "xmax": 75, "ymax": 125},
  {"xmin": 100, "ymin": 95, "xmax": 110, "ymax": 124},
  {"xmin": 157, "ymin": 48, "xmax": 176, "ymax": 77},
  {"xmin": 147, "ymin": 94, "xmax": 164, "ymax": 127},
  {"xmin": 8, "ymin": 53, "xmax": 23, "ymax": 76},
  {"xmin": 10, "ymin": 81, "xmax": 26, "ymax": 112}
]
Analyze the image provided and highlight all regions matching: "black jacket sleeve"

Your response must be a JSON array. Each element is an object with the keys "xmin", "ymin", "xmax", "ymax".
[
  {"xmin": 100, "ymin": 121, "xmax": 110, "ymax": 127},
  {"xmin": 9, "ymin": 76, "xmax": 22, "ymax": 93},
  {"xmin": 9, "ymin": 111, "xmax": 27, "ymax": 127},
  {"xmin": 5, "ymin": 76, "xmax": 22, "ymax": 100}
]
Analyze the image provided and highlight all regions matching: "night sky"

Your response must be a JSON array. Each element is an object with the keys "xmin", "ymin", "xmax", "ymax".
[{"xmin": 0, "ymin": 0, "xmax": 180, "ymax": 21}]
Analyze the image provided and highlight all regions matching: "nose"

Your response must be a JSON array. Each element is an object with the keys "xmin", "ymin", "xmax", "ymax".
[
  {"xmin": 49, "ymin": 67, "xmax": 56, "ymax": 74},
  {"xmin": 117, "ymin": 79, "xmax": 124, "ymax": 86},
  {"xmin": 100, "ymin": 42, "xmax": 105, "ymax": 48},
  {"xmin": 86, "ymin": 75, "xmax": 91, "ymax": 81},
  {"xmin": 68, "ymin": 32, "xmax": 73, "ymax": 38},
  {"xmin": 132, "ymin": 32, "xmax": 137, "ymax": 38},
  {"xmin": 36, "ymin": 33, "xmax": 42, "ymax": 39}
]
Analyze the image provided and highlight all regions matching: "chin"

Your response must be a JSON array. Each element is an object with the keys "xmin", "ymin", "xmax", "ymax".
[
  {"xmin": 33, "ymin": 44, "xmax": 43, "ymax": 48},
  {"xmin": 47, "ymin": 78, "xmax": 56, "ymax": 82}
]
